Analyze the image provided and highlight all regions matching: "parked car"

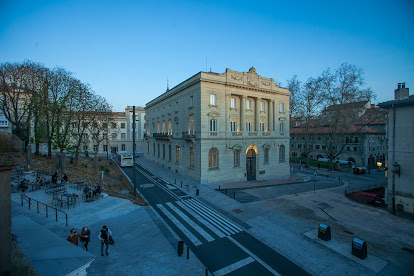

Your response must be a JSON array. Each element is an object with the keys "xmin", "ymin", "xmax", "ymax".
[{"xmin": 353, "ymin": 167, "xmax": 366, "ymax": 174}]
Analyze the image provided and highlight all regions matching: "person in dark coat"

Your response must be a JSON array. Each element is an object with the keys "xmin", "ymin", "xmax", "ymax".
[
  {"xmin": 80, "ymin": 226, "xmax": 91, "ymax": 251},
  {"xmin": 98, "ymin": 225, "xmax": 112, "ymax": 256}
]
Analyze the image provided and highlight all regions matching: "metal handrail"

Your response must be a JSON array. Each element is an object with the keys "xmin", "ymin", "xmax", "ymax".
[{"xmin": 20, "ymin": 194, "xmax": 68, "ymax": 226}]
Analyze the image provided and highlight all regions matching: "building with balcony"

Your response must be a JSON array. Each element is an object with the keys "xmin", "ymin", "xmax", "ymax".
[
  {"xmin": 144, "ymin": 67, "xmax": 290, "ymax": 184},
  {"xmin": 379, "ymin": 83, "xmax": 414, "ymax": 215}
]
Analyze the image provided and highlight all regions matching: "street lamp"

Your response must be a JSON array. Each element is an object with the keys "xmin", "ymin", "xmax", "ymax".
[{"xmin": 377, "ymin": 161, "xmax": 382, "ymax": 172}]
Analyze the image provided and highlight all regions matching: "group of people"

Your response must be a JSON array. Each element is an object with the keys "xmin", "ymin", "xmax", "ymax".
[
  {"xmin": 52, "ymin": 172, "xmax": 69, "ymax": 184},
  {"xmin": 67, "ymin": 225, "xmax": 114, "ymax": 256},
  {"xmin": 18, "ymin": 177, "xmax": 43, "ymax": 192},
  {"xmin": 83, "ymin": 185, "xmax": 102, "ymax": 201}
]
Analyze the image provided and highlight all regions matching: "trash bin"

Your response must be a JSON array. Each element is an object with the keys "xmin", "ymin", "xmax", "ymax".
[
  {"xmin": 318, "ymin": 223, "xmax": 331, "ymax": 241},
  {"xmin": 352, "ymin": 238, "xmax": 367, "ymax": 259},
  {"xmin": 178, "ymin": 241, "xmax": 184, "ymax": 256}
]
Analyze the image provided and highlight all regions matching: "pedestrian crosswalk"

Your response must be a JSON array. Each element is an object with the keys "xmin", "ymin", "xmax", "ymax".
[{"xmin": 156, "ymin": 199, "xmax": 243, "ymax": 246}]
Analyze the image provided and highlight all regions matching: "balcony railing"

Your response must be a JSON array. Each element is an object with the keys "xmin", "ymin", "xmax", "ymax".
[
  {"xmin": 262, "ymin": 132, "xmax": 271, "ymax": 136},
  {"xmin": 182, "ymin": 132, "xmax": 196, "ymax": 139},
  {"xmin": 209, "ymin": 132, "xmax": 218, "ymax": 137},
  {"xmin": 232, "ymin": 132, "xmax": 242, "ymax": 136},
  {"xmin": 248, "ymin": 132, "xmax": 257, "ymax": 136},
  {"xmin": 153, "ymin": 133, "xmax": 172, "ymax": 139}
]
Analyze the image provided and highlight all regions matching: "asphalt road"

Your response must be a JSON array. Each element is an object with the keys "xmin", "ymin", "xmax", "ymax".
[{"xmin": 122, "ymin": 163, "xmax": 310, "ymax": 276}]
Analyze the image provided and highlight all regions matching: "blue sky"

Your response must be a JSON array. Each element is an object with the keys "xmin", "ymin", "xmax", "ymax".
[{"xmin": 1, "ymin": 0, "xmax": 413, "ymax": 111}]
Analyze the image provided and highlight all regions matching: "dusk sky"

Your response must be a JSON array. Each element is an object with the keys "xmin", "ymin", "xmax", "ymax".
[{"xmin": 1, "ymin": 0, "xmax": 413, "ymax": 111}]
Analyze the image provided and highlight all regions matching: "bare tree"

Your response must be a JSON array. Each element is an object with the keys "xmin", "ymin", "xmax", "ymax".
[
  {"xmin": 298, "ymin": 77, "xmax": 324, "ymax": 166},
  {"xmin": 0, "ymin": 61, "xmax": 36, "ymax": 146},
  {"xmin": 287, "ymin": 75, "xmax": 302, "ymax": 121},
  {"xmin": 319, "ymin": 63, "xmax": 375, "ymax": 170},
  {"xmin": 89, "ymin": 95, "xmax": 113, "ymax": 173}
]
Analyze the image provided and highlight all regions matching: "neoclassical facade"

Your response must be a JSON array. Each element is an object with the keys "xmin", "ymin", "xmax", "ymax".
[{"xmin": 145, "ymin": 67, "xmax": 290, "ymax": 184}]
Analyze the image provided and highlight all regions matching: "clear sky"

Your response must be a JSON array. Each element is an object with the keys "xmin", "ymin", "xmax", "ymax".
[{"xmin": 1, "ymin": 0, "xmax": 413, "ymax": 111}]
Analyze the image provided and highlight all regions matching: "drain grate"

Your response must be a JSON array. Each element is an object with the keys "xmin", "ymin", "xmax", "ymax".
[
  {"xmin": 233, "ymin": 209, "xmax": 243, "ymax": 214},
  {"xmin": 343, "ymin": 230, "xmax": 354, "ymax": 235},
  {"xmin": 402, "ymin": 247, "xmax": 414, "ymax": 255}
]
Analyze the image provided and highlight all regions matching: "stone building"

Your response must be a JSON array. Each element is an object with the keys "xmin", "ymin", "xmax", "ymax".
[
  {"xmin": 290, "ymin": 102, "xmax": 387, "ymax": 168},
  {"xmin": 144, "ymin": 67, "xmax": 290, "ymax": 184},
  {"xmin": 84, "ymin": 106, "xmax": 146, "ymax": 155},
  {"xmin": 379, "ymin": 83, "xmax": 414, "ymax": 215}
]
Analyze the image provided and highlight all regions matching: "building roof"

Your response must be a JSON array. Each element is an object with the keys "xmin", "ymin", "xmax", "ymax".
[
  {"xmin": 378, "ymin": 95, "xmax": 414, "ymax": 108},
  {"xmin": 290, "ymin": 125, "xmax": 385, "ymax": 135}
]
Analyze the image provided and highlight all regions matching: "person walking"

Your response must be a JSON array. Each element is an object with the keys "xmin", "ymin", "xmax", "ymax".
[
  {"xmin": 80, "ymin": 226, "xmax": 91, "ymax": 251},
  {"xmin": 98, "ymin": 225, "xmax": 112, "ymax": 256},
  {"xmin": 67, "ymin": 229, "xmax": 88, "ymax": 246}
]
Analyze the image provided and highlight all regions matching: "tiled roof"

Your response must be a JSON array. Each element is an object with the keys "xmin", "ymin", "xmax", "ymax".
[{"xmin": 378, "ymin": 95, "xmax": 414, "ymax": 108}]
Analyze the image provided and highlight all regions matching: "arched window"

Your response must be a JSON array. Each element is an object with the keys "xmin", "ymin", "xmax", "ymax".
[
  {"xmin": 190, "ymin": 147, "xmax": 194, "ymax": 167},
  {"xmin": 208, "ymin": 148, "xmax": 219, "ymax": 168},
  {"xmin": 279, "ymin": 145, "xmax": 285, "ymax": 162}
]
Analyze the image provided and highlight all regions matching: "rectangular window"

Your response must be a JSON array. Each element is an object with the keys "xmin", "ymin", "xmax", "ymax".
[
  {"xmin": 210, "ymin": 94, "xmax": 216, "ymax": 105},
  {"xmin": 121, "ymin": 123, "xmax": 126, "ymax": 129},
  {"xmin": 121, "ymin": 133, "xmax": 126, "ymax": 139},
  {"xmin": 355, "ymin": 137, "xmax": 358, "ymax": 143},
  {"xmin": 322, "ymin": 145, "xmax": 326, "ymax": 149},
  {"xmin": 112, "ymin": 133, "xmax": 117, "ymax": 139},
  {"xmin": 122, "ymin": 144, "xmax": 126, "ymax": 151},
  {"xmin": 93, "ymin": 145, "xmax": 98, "ymax": 151},
  {"xmin": 260, "ymin": 122, "xmax": 265, "ymax": 132},
  {"xmin": 315, "ymin": 145, "xmax": 320, "ymax": 149},
  {"xmin": 176, "ymin": 102, "xmax": 178, "ymax": 112},
  {"xmin": 280, "ymin": 122, "xmax": 285, "ymax": 133},
  {"xmin": 230, "ymin": 121, "xmax": 237, "ymax": 132},
  {"xmin": 163, "ymin": 144, "xmax": 165, "ymax": 159},
  {"xmin": 210, "ymin": 119, "xmax": 217, "ymax": 132},
  {"xmin": 231, "ymin": 98, "xmax": 236, "ymax": 108},
  {"xmin": 190, "ymin": 147, "xmax": 194, "ymax": 167},
  {"xmin": 246, "ymin": 99, "xmax": 252, "ymax": 110},
  {"xmin": 112, "ymin": 123, "xmax": 117, "ymax": 128},
  {"xmin": 246, "ymin": 122, "xmax": 252, "ymax": 132},
  {"xmin": 169, "ymin": 104, "xmax": 172, "ymax": 113},
  {"xmin": 103, "ymin": 145, "xmax": 108, "ymax": 152},
  {"xmin": 158, "ymin": 143, "xmax": 160, "ymax": 157},
  {"xmin": 153, "ymin": 144, "xmax": 155, "ymax": 156},
  {"xmin": 169, "ymin": 145, "xmax": 172, "ymax": 160},
  {"xmin": 175, "ymin": 146, "xmax": 180, "ymax": 163},
  {"xmin": 346, "ymin": 146, "xmax": 350, "ymax": 151},
  {"xmin": 234, "ymin": 150, "xmax": 240, "ymax": 167},
  {"xmin": 260, "ymin": 101, "xmax": 265, "ymax": 111},
  {"xmin": 280, "ymin": 103, "xmax": 285, "ymax": 113},
  {"xmin": 354, "ymin": 147, "xmax": 357, "ymax": 151},
  {"xmin": 264, "ymin": 148, "xmax": 269, "ymax": 163},
  {"xmin": 190, "ymin": 96, "xmax": 193, "ymax": 107}
]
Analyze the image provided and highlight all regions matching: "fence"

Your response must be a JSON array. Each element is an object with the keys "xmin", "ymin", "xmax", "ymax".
[
  {"xmin": 21, "ymin": 194, "xmax": 68, "ymax": 226},
  {"xmin": 344, "ymin": 183, "xmax": 386, "ymax": 195}
]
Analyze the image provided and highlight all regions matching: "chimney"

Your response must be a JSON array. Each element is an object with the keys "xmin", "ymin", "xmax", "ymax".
[{"xmin": 394, "ymin": 82, "xmax": 409, "ymax": 100}]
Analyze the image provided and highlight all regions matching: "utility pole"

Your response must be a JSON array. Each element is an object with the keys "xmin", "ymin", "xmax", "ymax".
[{"xmin": 133, "ymin": 106, "xmax": 136, "ymax": 198}]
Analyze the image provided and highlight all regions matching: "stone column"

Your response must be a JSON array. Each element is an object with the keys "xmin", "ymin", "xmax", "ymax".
[
  {"xmin": 240, "ymin": 95, "xmax": 245, "ymax": 132},
  {"xmin": 255, "ymin": 97, "xmax": 261, "ymax": 131},
  {"xmin": 0, "ymin": 133, "xmax": 21, "ymax": 276},
  {"xmin": 268, "ymin": 100, "xmax": 273, "ymax": 132}
]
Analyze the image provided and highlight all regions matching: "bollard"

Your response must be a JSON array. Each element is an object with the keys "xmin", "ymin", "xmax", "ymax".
[
  {"xmin": 233, "ymin": 192, "xmax": 236, "ymax": 199},
  {"xmin": 225, "ymin": 189, "xmax": 228, "ymax": 195},
  {"xmin": 218, "ymin": 185, "xmax": 220, "ymax": 191},
  {"xmin": 175, "ymin": 179, "xmax": 176, "ymax": 184},
  {"xmin": 178, "ymin": 241, "xmax": 184, "ymax": 256},
  {"xmin": 181, "ymin": 181, "xmax": 183, "ymax": 188},
  {"xmin": 187, "ymin": 246, "xmax": 190, "ymax": 259},
  {"xmin": 196, "ymin": 189, "xmax": 199, "ymax": 196}
]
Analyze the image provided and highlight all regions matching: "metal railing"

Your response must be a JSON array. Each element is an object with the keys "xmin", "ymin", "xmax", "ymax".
[
  {"xmin": 344, "ymin": 183, "xmax": 386, "ymax": 195},
  {"xmin": 20, "ymin": 194, "xmax": 68, "ymax": 226}
]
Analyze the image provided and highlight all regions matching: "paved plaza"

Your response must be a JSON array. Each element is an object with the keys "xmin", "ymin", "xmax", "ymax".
[{"xmin": 11, "ymin": 159, "xmax": 414, "ymax": 275}]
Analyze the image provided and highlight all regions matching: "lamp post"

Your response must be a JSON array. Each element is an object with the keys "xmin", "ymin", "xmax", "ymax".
[{"xmin": 377, "ymin": 161, "xmax": 382, "ymax": 172}]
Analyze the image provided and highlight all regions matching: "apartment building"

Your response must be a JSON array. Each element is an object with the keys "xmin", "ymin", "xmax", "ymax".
[{"xmin": 145, "ymin": 67, "xmax": 290, "ymax": 184}]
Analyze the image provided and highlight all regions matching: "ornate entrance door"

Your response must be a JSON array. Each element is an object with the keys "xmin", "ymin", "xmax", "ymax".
[{"xmin": 246, "ymin": 149, "xmax": 256, "ymax": 181}]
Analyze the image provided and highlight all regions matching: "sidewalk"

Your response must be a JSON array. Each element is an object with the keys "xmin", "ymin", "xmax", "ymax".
[
  {"xmin": 135, "ymin": 158, "xmax": 414, "ymax": 275},
  {"xmin": 11, "ymin": 187, "xmax": 206, "ymax": 275}
]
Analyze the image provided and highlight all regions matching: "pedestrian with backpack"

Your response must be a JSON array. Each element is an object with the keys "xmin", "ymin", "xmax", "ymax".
[{"xmin": 98, "ymin": 225, "xmax": 112, "ymax": 256}]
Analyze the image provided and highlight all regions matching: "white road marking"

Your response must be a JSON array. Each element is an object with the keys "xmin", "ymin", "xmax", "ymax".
[
  {"xmin": 166, "ymin": 202, "xmax": 215, "ymax": 242},
  {"xmin": 213, "ymin": 257, "xmax": 255, "ymax": 276},
  {"xmin": 183, "ymin": 200, "xmax": 234, "ymax": 235},
  {"xmin": 187, "ymin": 199, "xmax": 243, "ymax": 232},
  {"xmin": 156, "ymin": 204, "xmax": 202, "ymax": 246},
  {"xmin": 227, "ymin": 236, "xmax": 280, "ymax": 276},
  {"xmin": 176, "ymin": 201, "xmax": 226, "ymax": 238}
]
